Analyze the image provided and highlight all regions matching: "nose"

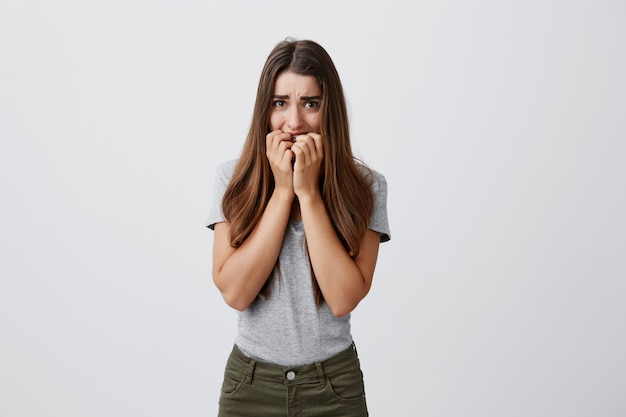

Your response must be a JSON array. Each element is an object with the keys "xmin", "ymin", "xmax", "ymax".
[{"xmin": 286, "ymin": 106, "xmax": 303, "ymax": 130}]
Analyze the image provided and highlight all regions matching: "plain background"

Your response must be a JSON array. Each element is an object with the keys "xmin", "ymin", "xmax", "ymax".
[{"xmin": 1, "ymin": 1, "xmax": 625, "ymax": 416}]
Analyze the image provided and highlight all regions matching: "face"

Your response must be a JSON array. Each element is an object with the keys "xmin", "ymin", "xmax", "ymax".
[{"xmin": 269, "ymin": 71, "xmax": 322, "ymax": 136}]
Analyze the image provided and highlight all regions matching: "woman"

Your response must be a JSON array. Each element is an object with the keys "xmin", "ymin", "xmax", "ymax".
[{"xmin": 206, "ymin": 38, "xmax": 390, "ymax": 417}]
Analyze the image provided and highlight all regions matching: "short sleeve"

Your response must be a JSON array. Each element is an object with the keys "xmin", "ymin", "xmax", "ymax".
[
  {"xmin": 367, "ymin": 168, "xmax": 391, "ymax": 243},
  {"xmin": 205, "ymin": 159, "xmax": 237, "ymax": 230}
]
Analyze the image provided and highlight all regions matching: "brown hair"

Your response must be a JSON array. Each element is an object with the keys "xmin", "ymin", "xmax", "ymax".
[{"xmin": 221, "ymin": 39, "xmax": 374, "ymax": 304}]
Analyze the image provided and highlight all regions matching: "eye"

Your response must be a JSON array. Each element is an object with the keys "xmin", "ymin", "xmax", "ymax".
[
  {"xmin": 304, "ymin": 100, "xmax": 320, "ymax": 110},
  {"xmin": 273, "ymin": 100, "xmax": 286, "ymax": 108}
]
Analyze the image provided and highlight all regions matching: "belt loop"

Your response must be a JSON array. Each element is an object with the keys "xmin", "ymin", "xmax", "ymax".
[
  {"xmin": 352, "ymin": 341, "xmax": 359, "ymax": 357},
  {"xmin": 315, "ymin": 362, "xmax": 325, "ymax": 382},
  {"xmin": 247, "ymin": 359, "xmax": 256, "ymax": 384}
]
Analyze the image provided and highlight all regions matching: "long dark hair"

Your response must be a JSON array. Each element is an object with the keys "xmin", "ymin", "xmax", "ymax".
[{"xmin": 222, "ymin": 39, "xmax": 374, "ymax": 305}]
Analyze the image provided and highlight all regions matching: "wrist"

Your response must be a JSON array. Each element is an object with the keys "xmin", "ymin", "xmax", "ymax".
[
  {"xmin": 296, "ymin": 190, "xmax": 323, "ymax": 207},
  {"xmin": 272, "ymin": 187, "xmax": 296, "ymax": 202}
]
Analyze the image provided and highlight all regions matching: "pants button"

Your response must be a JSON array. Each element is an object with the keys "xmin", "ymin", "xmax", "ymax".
[{"xmin": 286, "ymin": 371, "xmax": 296, "ymax": 381}]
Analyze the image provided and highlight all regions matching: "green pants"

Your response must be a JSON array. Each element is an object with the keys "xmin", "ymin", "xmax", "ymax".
[{"xmin": 218, "ymin": 343, "xmax": 369, "ymax": 417}]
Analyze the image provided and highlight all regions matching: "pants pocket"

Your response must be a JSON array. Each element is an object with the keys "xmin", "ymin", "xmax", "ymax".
[
  {"xmin": 325, "ymin": 365, "xmax": 366, "ymax": 402},
  {"xmin": 220, "ymin": 366, "xmax": 247, "ymax": 396}
]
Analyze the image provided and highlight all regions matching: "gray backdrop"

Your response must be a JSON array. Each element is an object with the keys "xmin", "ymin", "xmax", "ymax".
[{"xmin": 1, "ymin": 1, "xmax": 624, "ymax": 416}]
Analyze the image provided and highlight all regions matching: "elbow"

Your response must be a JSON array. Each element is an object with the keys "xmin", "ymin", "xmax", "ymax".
[
  {"xmin": 220, "ymin": 290, "xmax": 250, "ymax": 312},
  {"xmin": 326, "ymin": 284, "xmax": 370, "ymax": 317},
  {"xmin": 327, "ymin": 300, "xmax": 358, "ymax": 318},
  {"xmin": 214, "ymin": 274, "xmax": 251, "ymax": 312},
  {"xmin": 225, "ymin": 299, "xmax": 248, "ymax": 312},
  {"xmin": 331, "ymin": 307, "xmax": 352, "ymax": 318}
]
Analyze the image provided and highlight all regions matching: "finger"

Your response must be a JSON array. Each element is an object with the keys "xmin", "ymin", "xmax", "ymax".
[
  {"xmin": 291, "ymin": 142, "xmax": 310, "ymax": 166},
  {"xmin": 266, "ymin": 130, "xmax": 291, "ymax": 148},
  {"xmin": 266, "ymin": 130, "xmax": 282, "ymax": 146},
  {"xmin": 308, "ymin": 133, "xmax": 324, "ymax": 157},
  {"xmin": 267, "ymin": 131, "xmax": 293, "ymax": 160},
  {"xmin": 281, "ymin": 149, "xmax": 295, "ymax": 167},
  {"xmin": 266, "ymin": 131, "xmax": 280, "ymax": 158},
  {"xmin": 295, "ymin": 137, "xmax": 317, "ymax": 165}
]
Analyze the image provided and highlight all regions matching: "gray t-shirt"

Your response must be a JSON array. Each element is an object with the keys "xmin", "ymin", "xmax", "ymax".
[{"xmin": 206, "ymin": 159, "xmax": 390, "ymax": 366}]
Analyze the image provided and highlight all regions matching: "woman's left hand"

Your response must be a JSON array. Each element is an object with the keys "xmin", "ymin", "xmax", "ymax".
[{"xmin": 291, "ymin": 133, "xmax": 323, "ymax": 199}]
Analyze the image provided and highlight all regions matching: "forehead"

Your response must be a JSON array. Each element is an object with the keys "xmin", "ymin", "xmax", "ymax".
[{"xmin": 273, "ymin": 71, "xmax": 321, "ymax": 95}]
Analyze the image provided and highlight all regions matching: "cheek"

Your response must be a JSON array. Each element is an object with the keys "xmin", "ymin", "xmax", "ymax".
[
  {"xmin": 309, "ymin": 114, "xmax": 322, "ymax": 131},
  {"xmin": 269, "ymin": 112, "xmax": 282, "ymax": 130}
]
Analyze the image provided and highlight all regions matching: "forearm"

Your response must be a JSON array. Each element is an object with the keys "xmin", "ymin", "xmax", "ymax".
[
  {"xmin": 213, "ymin": 190, "xmax": 293, "ymax": 310},
  {"xmin": 298, "ymin": 194, "xmax": 371, "ymax": 317}
]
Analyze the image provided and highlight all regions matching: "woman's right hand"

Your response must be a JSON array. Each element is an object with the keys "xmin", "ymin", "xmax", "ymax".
[{"xmin": 266, "ymin": 130, "xmax": 295, "ymax": 196}]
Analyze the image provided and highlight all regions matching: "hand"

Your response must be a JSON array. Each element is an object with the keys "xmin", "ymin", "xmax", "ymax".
[
  {"xmin": 291, "ymin": 133, "xmax": 324, "ymax": 199},
  {"xmin": 266, "ymin": 130, "xmax": 295, "ymax": 196}
]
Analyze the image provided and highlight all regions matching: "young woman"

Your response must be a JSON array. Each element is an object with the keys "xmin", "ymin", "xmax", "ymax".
[{"xmin": 206, "ymin": 38, "xmax": 390, "ymax": 417}]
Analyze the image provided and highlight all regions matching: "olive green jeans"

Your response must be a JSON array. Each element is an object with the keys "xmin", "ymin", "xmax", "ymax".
[{"xmin": 218, "ymin": 343, "xmax": 369, "ymax": 417}]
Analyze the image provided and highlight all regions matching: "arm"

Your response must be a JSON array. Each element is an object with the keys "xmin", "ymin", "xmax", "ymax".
[
  {"xmin": 292, "ymin": 133, "xmax": 380, "ymax": 317},
  {"xmin": 300, "ymin": 197, "xmax": 381, "ymax": 317},
  {"xmin": 213, "ymin": 191, "xmax": 293, "ymax": 310},
  {"xmin": 212, "ymin": 130, "xmax": 295, "ymax": 311}
]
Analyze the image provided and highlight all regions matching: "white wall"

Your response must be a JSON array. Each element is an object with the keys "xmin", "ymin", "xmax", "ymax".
[{"xmin": 1, "ymin": 1, "xmax": 624, "ymax": 416}]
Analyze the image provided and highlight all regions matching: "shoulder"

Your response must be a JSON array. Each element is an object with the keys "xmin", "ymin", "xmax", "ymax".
[
  {"xmin": 214, "ymin": 159, "xmax": 238, "ymax": 182},
  {"xmin": 216, "ymin": 158, "xmax": 238, "ymax": 175},
  {"xmin": 211, "ymin": 159, "xmax": 239, "ymax": 193},
  {"xmin": 356, "ymin": 162, "xmax": 388, "ymax": 194},
  {"xmin": 207, "ymin": 159, "xmax": 239, "ymax": 229},
  {"xmin": 356, "ymin": 162, "xmax": 391, "ymax": 242}
]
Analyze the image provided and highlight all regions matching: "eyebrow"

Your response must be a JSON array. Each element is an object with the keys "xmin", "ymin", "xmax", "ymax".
[{"xmin": 273, "ymin": 95, "xmax": 322, "ymax": 100}]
